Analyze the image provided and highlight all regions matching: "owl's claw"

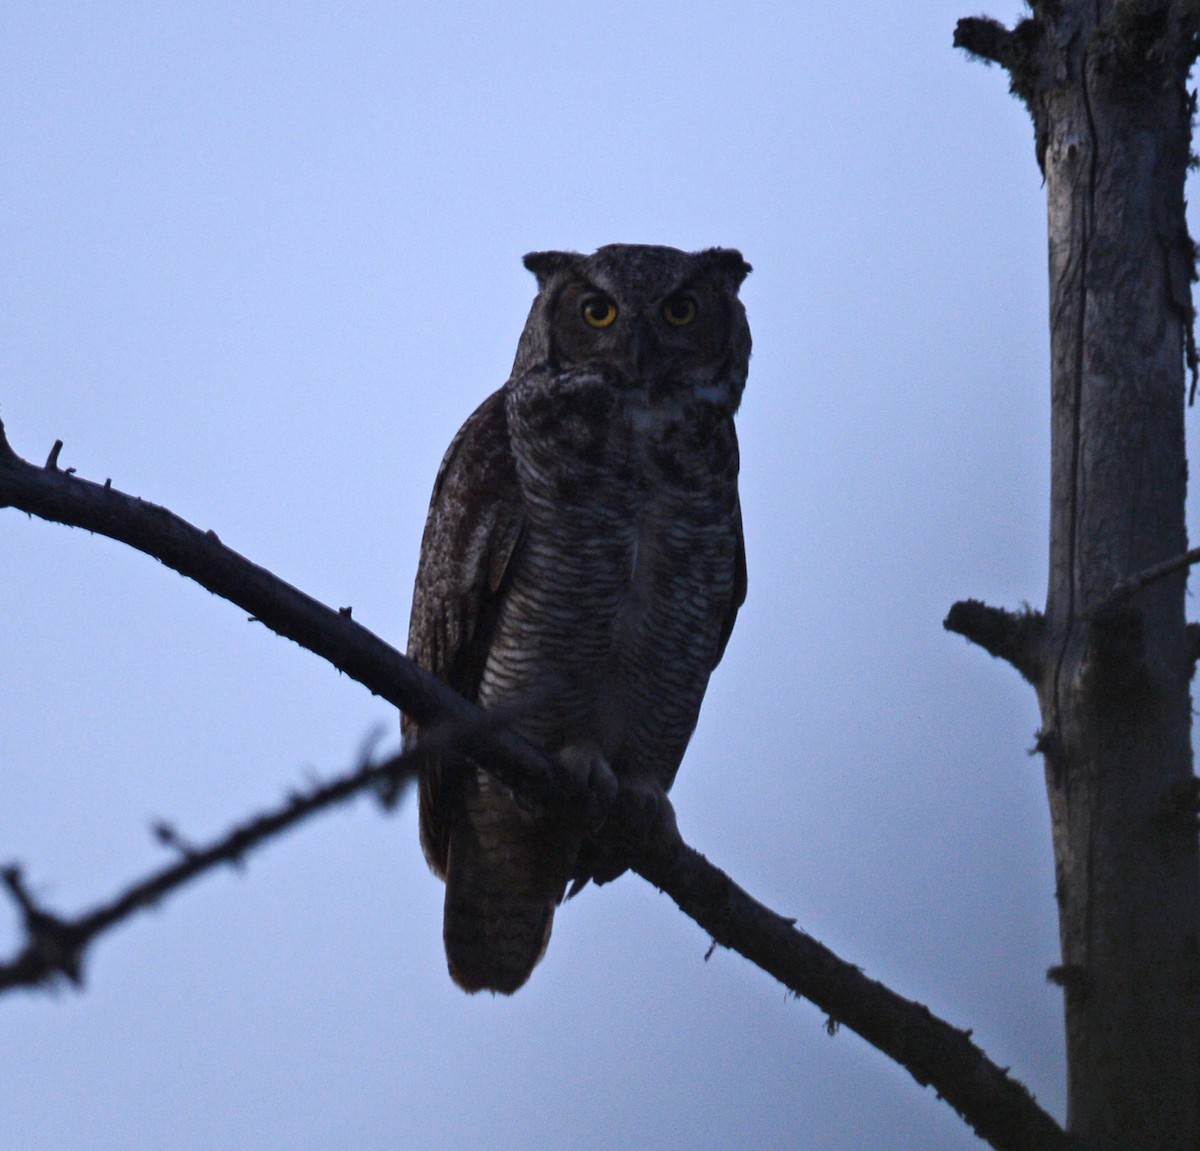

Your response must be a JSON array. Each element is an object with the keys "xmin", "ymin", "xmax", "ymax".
[
  {"xmin": 556, "ymin": 742, "xmax": 618, "ymax": 830},
  {"xmin": 589, "ymin": 779, "xmax": 675, "ymax": 885}
]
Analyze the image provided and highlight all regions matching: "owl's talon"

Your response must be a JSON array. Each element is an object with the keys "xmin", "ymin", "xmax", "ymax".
[
  {"xmin": 556, "ymin": 743, "xmax": 618, "ymax": 830},
  {"xmin": 589, "ymin": 779, "xmax": 673, "ymax": 885}
]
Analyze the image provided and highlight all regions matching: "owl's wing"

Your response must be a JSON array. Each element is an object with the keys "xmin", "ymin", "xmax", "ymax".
[
  {"xmin": 404, "ymin": 386, "xmax": 525, "ymax": 876},
  {"xmin": 712, "ymin": 497, "xmax": 747, "ymax": 669}
]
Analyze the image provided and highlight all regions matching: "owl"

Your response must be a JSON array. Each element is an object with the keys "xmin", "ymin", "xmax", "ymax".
[{"xmin": 405, "ymin": 243, "xmax": 751, "ymax": 994}]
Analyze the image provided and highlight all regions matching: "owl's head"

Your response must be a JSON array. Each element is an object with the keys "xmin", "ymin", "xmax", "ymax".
[{"xmin": 512, "ymin": 244, "xmax": 752, "ymax": 413}]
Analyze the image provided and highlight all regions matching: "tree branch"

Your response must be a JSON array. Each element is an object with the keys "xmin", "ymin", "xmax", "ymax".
[
  {"xmin": 953, "ymin": 15, "xmax": 1048, "ymax": 166},
  {"xmin": 944, "ymin": 599, "xmax": 1044, "ymax": 683},
  {"xmin": 948, "ymin": 548, "xmax": 1200, "ymax": 684},
  {"xmin": 954, "ymin": 16, "xmax": 1017, "ymax": 68},
  {"xmin": 638, "ymin": 829, "xmax": 1068, "ymax": 1151},
  {"xmin": 1087, "ymin": 544, "xmax": 1200, "ymax": 618},
  {"xmin": 0, "ymin": 417, "xmax": 587, "ymax": 823},
  {"xmin": 0, "ymin": 418, "xmax": 1067, "ymax": 1150},
  {"xmin": 0, "ymin": 744, "xmax": 419, "ymax": 992}
]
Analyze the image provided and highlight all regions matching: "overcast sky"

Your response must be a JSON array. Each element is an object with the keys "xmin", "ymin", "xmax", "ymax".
[{"xmin": 3, "ymin": 4, "xmax": 1190, "ymax": 1149}]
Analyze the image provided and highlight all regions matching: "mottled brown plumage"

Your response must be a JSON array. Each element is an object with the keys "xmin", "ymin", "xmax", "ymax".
[{"xmin": 405, "ymin": 244, "xmax": 751, "ymax": 993}]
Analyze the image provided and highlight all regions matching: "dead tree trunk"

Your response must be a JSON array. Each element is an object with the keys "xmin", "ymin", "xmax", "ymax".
[{"xmin": 950, "ymin": 3, "xmax": 1200, "ymax": 1147}]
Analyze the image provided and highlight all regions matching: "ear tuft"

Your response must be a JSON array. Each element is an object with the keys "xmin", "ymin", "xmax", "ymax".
[
  {"xmin": 523, "ymin": 250, "xmax": 580, "ymax": 287},
  {"xmin": 697, "ymin": 248, "xmax": 752, "ymax": 289}
]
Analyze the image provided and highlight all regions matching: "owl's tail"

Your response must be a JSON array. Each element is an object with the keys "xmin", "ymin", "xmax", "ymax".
[{"xmin": 442, "ymin": 770, "xmax": 574, "ymax": 995}]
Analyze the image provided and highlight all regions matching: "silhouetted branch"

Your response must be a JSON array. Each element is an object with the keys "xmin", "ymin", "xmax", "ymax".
[
  {"xmin": 944, "ymin": 599, "xmax": 1044, "ymax": 683},
  {"xmin": 954, "ymin": 16, "xmax": 1016, "ymax": 68},
  {"xmin": 638, "ymin": 827, "xmax": 1068, "ymax": 1151},
  {"xmin": 948, "ymin": 549, "xmax": 1200, "ymax": 686},
  {"xmin": 0, "ymin": 416, "xmax": 587, "ymax": 824},
  {"xmin": 0, "ymin": 418, "xmax": 1066, "ymax": 1149},
  {"xmin": 0, "ymin": 744, "xmax": 418, "ymax": 993},
  {"xmin": 1088, "ymin": 545, "xmax": 1200, "ymax": 618}
]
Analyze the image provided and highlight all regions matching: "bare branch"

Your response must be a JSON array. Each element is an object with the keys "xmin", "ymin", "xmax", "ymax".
[
  {"xmin": 636, "ymin": 826, "xmax": 1069, "ymax": 1151},
  {"xmin": 948, "ymin": 549, "xmax": 1200, "ymax": 687},
  {"xmin": 1088, "ymin": 545, "xmax": 1200, "ymax": 618},
  {"xmin": 0, "ymin": 745, "xmax": 419, "ymax": 993},
  {"xmin": 0, "ymin": 415, "xmax": 585, "ymax": 823},
  {"xmin": 0, "ymin": 418, "xmax": 1067, "ymax": 1147},
  {"xmin": 944, "ymin": 599, "xmax": 1044, "ymax": 683}
]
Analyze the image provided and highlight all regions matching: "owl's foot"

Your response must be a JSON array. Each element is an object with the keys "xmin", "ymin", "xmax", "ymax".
[
  {"xmin": 588, "ymin": 778, "xmax": 676, "ymax": 886},
  {"xmin": 556, "ymin": 742, "xmax": 619, "ymax": 831}
]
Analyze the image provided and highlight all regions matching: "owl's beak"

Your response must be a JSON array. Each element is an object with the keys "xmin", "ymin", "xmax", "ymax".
[{"xmin": 627, "ymin": 316, "xmax": 654, "ymax": 378}]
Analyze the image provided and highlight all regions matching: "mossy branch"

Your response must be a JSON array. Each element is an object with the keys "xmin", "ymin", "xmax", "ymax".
[
  {"xmin": 954, "ymin": 16, "xmax": 1018, "ymax": 67},
  {"xmin": 944, "ymin": 599, "xmax": 1044, "ymax": 684}
]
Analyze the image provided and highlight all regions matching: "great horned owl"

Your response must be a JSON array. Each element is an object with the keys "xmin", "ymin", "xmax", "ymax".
[{"xmin": 405, "ymin": 243, "xmax": 751, "ymax": 993}]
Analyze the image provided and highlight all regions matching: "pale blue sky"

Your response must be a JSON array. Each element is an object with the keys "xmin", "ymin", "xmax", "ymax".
[{"xmin": 2, "ymin": 4, "xmax": 1179, "ymax": 1148}]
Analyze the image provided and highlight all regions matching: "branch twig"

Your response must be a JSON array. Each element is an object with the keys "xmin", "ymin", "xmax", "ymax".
[
  {"xmin": 0, "ymin": 744, "xmax": 419, "ymax": 992},
  {"xmin": 0, "ymin": 418, "xmax": 1068, "ymax": 1150},
  {"xmin": 1088, "ymin": 545, "xmax": 1200, "ymax": 618}
]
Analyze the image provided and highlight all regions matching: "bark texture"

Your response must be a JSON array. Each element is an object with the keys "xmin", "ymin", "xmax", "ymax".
[{"xmin": 956, "ymin": 3, "xmax": 1200, "ymax": 1146}]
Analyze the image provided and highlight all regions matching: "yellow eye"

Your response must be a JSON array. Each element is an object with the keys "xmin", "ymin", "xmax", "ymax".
[
  {"xmin": 662, "ymin": 295, "xmax": 697, "ymax": 326},
  {"xmin": 581, "ymin": 296, "xmax": 618, "ymax": 328}
]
